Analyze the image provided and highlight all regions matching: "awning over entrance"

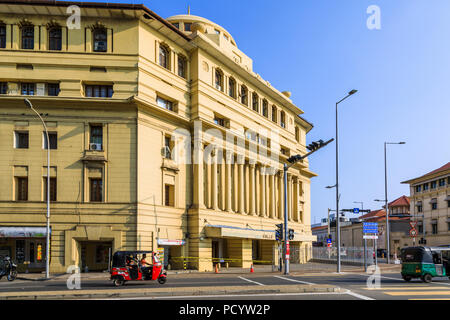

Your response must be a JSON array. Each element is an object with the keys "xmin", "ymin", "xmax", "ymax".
[
  {"xmin": 0, "ymin": 227, "xmax": 48, "ymax": 238},
  {"xmin": 204, "ymin": 225, "xmax": 317, "ymax": 242}
]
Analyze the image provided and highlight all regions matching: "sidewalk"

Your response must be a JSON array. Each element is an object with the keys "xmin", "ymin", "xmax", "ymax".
[
  {"xmin": 0, "ymin": 284, "xmax": 342, "ymax": 300},
  {"xmin": 15, "ymin": 262, "xmax": 401, "ymax": 282}
]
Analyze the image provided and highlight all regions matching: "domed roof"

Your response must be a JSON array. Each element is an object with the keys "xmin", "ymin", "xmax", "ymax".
[{"xmin": 166, "ymin": 14, "xmax": 237, "ymax": 47}]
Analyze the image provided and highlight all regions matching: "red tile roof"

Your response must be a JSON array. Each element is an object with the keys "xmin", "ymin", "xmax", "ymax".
[
  {"xmin": 360, "ymin": 209, "xmax": 409, "ymax": 222},
  {"xmin": 388, "ymin": 195, "xmax": 410, "ymax": 207},
  {"xmin": 403, "ymin": 162, "xmax": 450, "ymax": 184}
]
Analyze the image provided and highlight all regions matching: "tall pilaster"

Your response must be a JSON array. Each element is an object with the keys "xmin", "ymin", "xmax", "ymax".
[
  {"xmin": 278, "ymin": 171, "xmax": 284, "ymax": 220},
  {"xmin": 193, "ymin": 140, "xmax": 205, "ymax": 209},
  {"xmin": 249, "ymin": 163, "xmax": 256, "ymax": 216},
  {"xmin": 225, "ymin": 153, "xmax": 233, "ymax": 212},
  {"xmin": 269, "ymin": 169, "xmax": 275, "ymax": 218},
  {"xmin": 211, "ymin": 150, "xmax": 218, "ymax": 211},
  {"xmin": 260, "ymin": 165, "xmax": 266, "ymax": 217},
  {"xmin": 237, "ymin": 155, "xmax": 245, "ymax": 214}
]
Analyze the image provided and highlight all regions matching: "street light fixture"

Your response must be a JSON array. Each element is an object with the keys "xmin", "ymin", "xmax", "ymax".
[
  {"xmin": 383, "ymin": 141, "xmax": 406, "ymax": 264},
  {"xmin": 335, "ymin": 89, "xmax": 358, "ymax": 273},
  {"xmin": 24, "ymin": 98, "xmax": 51, "ymax": 280}
]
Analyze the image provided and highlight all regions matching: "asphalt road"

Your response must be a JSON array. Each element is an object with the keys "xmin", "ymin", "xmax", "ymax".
[{"xmin": 1, "ymin": 271, "xmax": 450, "ymax": 300}]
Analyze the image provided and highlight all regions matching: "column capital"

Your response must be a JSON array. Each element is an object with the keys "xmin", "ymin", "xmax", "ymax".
[{"xmin": 236, "ymin": 154, "xmax": 245, "ymax": 164}]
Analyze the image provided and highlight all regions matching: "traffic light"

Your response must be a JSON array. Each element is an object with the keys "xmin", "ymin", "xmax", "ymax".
[
  {"xmin": 275, "ymin": 224, "xmax": 283, "ymax": 241},
  {"xmin": 306, "ymin": 140, "xmax": 326, "ymax": 152},
  {"xmin": 288, "ymin": 229, "xmax": 294, "ymax": 240},
  {"xmin": 287, "ymin": 154, "xmax": 302, "ymax": 163},
  {"xmin": 419, "ymin": 238, "xmax": 427, "ymax": 245}
]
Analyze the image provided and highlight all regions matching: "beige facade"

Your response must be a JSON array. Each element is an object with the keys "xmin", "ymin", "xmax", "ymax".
[
  {"xmin": 0, "ymin": 1, "xmax": 316, "ymax": 273},
  {"xmin": 402, "ymin": 163, "xmax": 450, "ymax": 247}
]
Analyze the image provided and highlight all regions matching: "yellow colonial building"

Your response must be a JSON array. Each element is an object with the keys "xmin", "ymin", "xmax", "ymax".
[{"xmin": 0, "ymin": 0, "xmax": 316, "ymax": 273}]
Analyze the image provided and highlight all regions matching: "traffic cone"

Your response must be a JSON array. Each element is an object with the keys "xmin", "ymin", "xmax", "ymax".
[
  {"xmin": 250, "ymin": 264, "xmax": 254, "ymax": 273},
  {"xmin": 215, "ymin": 264, "xmax": 219, "ymax": 273}
]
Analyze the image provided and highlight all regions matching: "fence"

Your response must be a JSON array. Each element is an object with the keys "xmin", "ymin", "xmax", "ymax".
[{"xmin": 312, "ymin": 247, "xmax": 376, "ymax": 265}]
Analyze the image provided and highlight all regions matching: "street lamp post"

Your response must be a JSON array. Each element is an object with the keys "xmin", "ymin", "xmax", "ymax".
[
  {"xmin": 335, "ymin": 89, "xmax": 357, "ymax": 273},
  {"xmin": 24, "ymin": 99, "xmax": 51, "ymax": 279},
  {"xmin": 383, "ymin": 141, "xmax": 406, "ymax": 264}
]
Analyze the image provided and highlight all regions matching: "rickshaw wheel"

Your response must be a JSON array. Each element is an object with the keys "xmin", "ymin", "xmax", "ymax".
[
  {"xmin": 421, "ymin": 274, "xmax": 432, "ymax": 283},
  {"xmin": 157, "ymin": 277, "xmax": 167, "ymax": 285},
  {"xmin": 113, "ymin": 278, "xmax": 125, "ymax": 287}
]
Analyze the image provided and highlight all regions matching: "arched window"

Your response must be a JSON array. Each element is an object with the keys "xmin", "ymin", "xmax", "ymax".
[
  {"xmin": 228, "ymin": 77, "xmax": 236, "ymax": 98},
  {"xmin": 262, "ymin": 99, "xmax": 268, "ymax": 118},
  {"xmin": 159, "ymin": 44, "xmax": 170, "ymax": 69},
  {"xmin": 21, "ymin": 25, "xmax": 34, "ymax": 49},
  {"xmin": 295, "ymin": 126, "xmax": 300, "ymax": 142},
  {"xmin": 48, "ymin": 27, "xmax": 62, "ymax": 51},
  {"xmin": 240, "ymin": 85, "xmax": 248, "ymax": 105},
  {"xmin": 280, "ymin": 111, "xmax": 286, "ymax": 128},
  {"xmin": 215, "ymin": 69, "xmax": 223, "ymax": 91},
  {"xmin": 0, "ymin": 24, "xmax": 6, "ymax": 49},
  {"xmin": 271, "ymin": 105, "xmax": 277, "ymax": 123},
  {"xmin": 93, "ymin": 28, "xmax": 107, "ymax": 52},
  {"xmin": 177, "ymin": 54, "xmax": 187, "ymax": 78},
  {"xmin": 252, "ymin": 92, "xmax": 259, "ymax": 112}
]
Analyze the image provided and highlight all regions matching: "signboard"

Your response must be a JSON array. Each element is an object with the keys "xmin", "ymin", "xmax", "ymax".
[
  {"xmin": 157, "ymin": 239, "xmax": 186, "ymax": 246},
  {"xmin": 410, "ymin": 228, "xmax": 417, "ymax": 237},
  {"xmin": 0, "ymin": 227, "xmax": 48, "ymax": 238},
  {"xmin": 363, "ymin": 235, "xmax": 379, "ymax": 240},
  {"xmin": 353, "ymin": 208, "xmax": 360, "ymax": 214},
  {"xmin": 363, "ymin": 222, "xmax": 378, "ymax": 234}
]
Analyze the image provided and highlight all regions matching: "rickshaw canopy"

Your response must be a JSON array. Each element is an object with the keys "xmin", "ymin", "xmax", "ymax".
[{"xmin": 111, "ymin": 251, "xmax": 155, "ymax": 268}]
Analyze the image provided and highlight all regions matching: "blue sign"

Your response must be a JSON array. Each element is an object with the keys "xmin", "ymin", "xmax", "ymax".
[
  {"xmin": 327, "ymin": 238, "xmax": 332, "ymax": 244},
  {"xmin": 363, "ymin": 222, "xmax": 378, "ymax": 234},
  {"xmin": 353, "ymin": 208, "xmax": 360, "ymax": 214}
]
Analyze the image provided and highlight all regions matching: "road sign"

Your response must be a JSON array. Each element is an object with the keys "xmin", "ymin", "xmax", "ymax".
[
  {"xmin": 410, "ymin": 228, "xmax": 417, "ymax": 237},
  {"xmin": 363, "ymin": 222, "xmax": 378, "ymax": 234},
  {"xmin": 327, "ymin": 238, "xmax": 332, "ymax": 244},
  {"xmin": 363, "ymin": 235, "xmax": 379, "ymax": 240},
  {"xmin": 353, "ymin": 208, "xmax": 360, "ymax": 214}
]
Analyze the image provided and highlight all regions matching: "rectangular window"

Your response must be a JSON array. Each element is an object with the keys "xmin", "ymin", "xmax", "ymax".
[
  {"xmin": 43, "ymin": 177, "xmax": 57, "ymax": 202},
  {"xmin": 0, "ymin": 25, "xmax": 6, "ymax": 48},
  {"xmin": 90, "ymin": 178, "xmax": 103, "ymax": 202},
  {"xmin": 438, "ymin": 178, "xmax": 445, "ymax": 187},
  {"xmin": 423, "ymin": 183, "xmax": 429, "ymax": 191},
  {"xmin": 48, "ymin": 83, "xmax": 60, "ymax": 96},
  {"xmin": 16, "ymin": 177, "xmax": 28, "ymax": 201},
  {"xmin": 432, "ymin": 223, "xmax": 438, "ymax": 235},
  {"xmin": 43, "ymin": 132, "xmax": 57, "ymax": 149},
  {"xmin": 417, "ymin": 205, "xmax": 423, "ymax": 213},
  {"xmin": 172, "ymin": 22, "xmax": 179, "ymax": 29},
  {"xmin": 214, "ymin": 116, "xmax": 226, "ymax": 128},
  {"xmin": 164, "ymin": 184, "xmax": 175, "ymax": 207},
  {"xmin": 85, "ymin": 85, "xmax": 113, "ymax": 98},
  {"xmin": 156, "ymin": 96, "xmax": 174, "ymax": 111},
  {"xmin": 418, "ymin": 224, "xmax": 423, "ymax": 234},
  {"xmin": 415, "ymin": 185, "xmax": 421, "ymax": 193},
  {"xmin": 178, "ymin": 55, "xmax": 187, "ymax": 78},
  {"xmin": 21, "ymin": 26, "xmax": 34, "ymax": 50},
  {"xmin": 164, "ymin": 136, "xmax": 172, "ymax": 159},
  {"xmin": 93, "ymin": 28, "xmax": 107, "ymax": 52},
  {"xmin": 448, "ymin": 201, "xmax": 450, "ymax": 208},
  {"xmin": 90, "ymin": 125, "xmax": 103, "ymax": 150},
  {"xmin": 15, "ymin": 131, "xmax": 29, "ymax": 149},
  {"xmin": 48, "ymin": 27, "xmax": 62, "ymax": 51},
  {"xmin": 448, "ymin": 222, "xmax": 450, "ymax": 232},
  {"xmin": 431, "ymin": 181, "xmax": 437, "ymax": 189},
  {"xmin": 184, "ymin": 23, "xmax": 192, "ymax": 32},
  {"xmin": 21, "ymin": 83, "xmax": 35, "ymax": 96},
  {"xmin": 0, "ymin": 82, "xmax": 7, "ymax": 94},
  {"xmin": 431, "ymin": 202, "xmax": 437, "ymax": 210}
]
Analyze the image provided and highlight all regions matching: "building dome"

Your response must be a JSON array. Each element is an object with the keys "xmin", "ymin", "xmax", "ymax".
[{"xmin": 166, "ymin": 14, "xmax": 237, "ymax": 48}]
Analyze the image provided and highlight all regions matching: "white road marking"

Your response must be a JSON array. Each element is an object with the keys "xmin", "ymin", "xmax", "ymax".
[
  {"xmin": 237, "ymin": 276, "xmax": 265, "ymax": 286},
  {"xmin": 99, "ymin": 292, "xmax": 350, "ymax": 300},
  {"xmin": 273, "ymin": 276, "xmax": 315, "ymax": 285},
  {"xmin": 343, "ymin": 289, "xmax": 375, "ymax": 300}
]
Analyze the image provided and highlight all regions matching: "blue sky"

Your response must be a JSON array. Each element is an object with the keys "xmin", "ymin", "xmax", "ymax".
[{"xmin": 80, "ymin": 0, "xmax": 450, "ymax": 222}]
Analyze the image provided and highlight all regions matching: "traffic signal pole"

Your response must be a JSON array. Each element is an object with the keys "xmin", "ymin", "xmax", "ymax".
[{"xmin": 282, "ymin": 138, "xmax": 334, "ymax": 275}]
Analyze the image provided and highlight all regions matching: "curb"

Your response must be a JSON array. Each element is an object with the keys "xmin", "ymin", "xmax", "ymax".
[{"xmin": 0, "ymin": 285, "xmax": 342, "ymax": 300}]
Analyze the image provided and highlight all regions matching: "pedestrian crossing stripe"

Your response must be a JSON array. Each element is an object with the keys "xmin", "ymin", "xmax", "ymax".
[
  {"xmin": 383, "ymin": 291, "xmax": 450, "ymax": 296},
  {"xmin": 366, "ymin": 286, "xmax": 450, "ymax": 290}
]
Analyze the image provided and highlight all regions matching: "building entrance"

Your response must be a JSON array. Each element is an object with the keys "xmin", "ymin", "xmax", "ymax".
[{"xmin": 79, "ymin": 241, "xmax": 112, "ymax": 272}]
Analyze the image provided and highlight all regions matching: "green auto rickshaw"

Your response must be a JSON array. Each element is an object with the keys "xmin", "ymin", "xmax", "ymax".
[{"xmin": 400, "ymin": 246, "xmax": 450, "ymax": 283}]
